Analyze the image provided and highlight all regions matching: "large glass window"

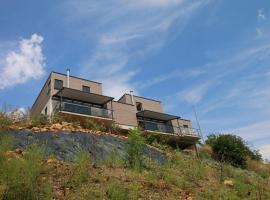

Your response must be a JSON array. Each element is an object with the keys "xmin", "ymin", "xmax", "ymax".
[
  {"xmin": 54, "ymin": 79, "xmax": 63, "ymax": 90},
  {"xmin": 82, "ymin": 85, "xmax": 90, "ymax": 93}
]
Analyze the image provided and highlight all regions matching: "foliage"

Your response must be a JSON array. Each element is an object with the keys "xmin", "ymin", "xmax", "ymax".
[
  {"xmin": 206, "ymin": 134, "xmax": 262, "ymax": 168},
  {"xmin": 0, "ymin": 113, "xmax": 12, "ymax": 130},
  {"xmin": 31, "ymin": 114, "xmax": 49, "ymax": 127},
  {"xmin": 125, "ymin": 128, "xmax": 146, "ymax": 171},
  {"xmin": 69, "ymin": 151, "xmax": 91, "ymax": 186},
  {"xmin": 107, "ymin": 183, "xmax": 130, "ymax": 200},
  {"xmin": 82, "ymin": 119, "xmax": 106, "ymax": 132},
  {"xmin": 0, "ymin": 141, "xmax": 52, "ymax": 200},
  {"xmin": 52, "ymin": 112, "xmax": 65, "ymax": 123},
  {"xmin": 105, "ymin": 148, "xmax": 125, "ymax": 167}
]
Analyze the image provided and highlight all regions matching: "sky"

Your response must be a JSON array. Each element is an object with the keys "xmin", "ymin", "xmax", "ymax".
[{"xmin": 0, "ymin": 0, "xmax": 270, "ymax": 160}]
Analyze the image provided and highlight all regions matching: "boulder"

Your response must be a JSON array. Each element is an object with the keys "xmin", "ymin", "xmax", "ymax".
[{"xmin": 224, "ymin": 180, "xmax": 234, "ymax": 187}]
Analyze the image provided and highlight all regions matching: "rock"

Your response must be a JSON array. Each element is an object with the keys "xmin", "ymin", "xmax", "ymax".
[
  {"xmin": 14, "ymin": 148, "xmax": 23, "ymax": 155},
  {"xmin": 47, "ymin": 158, "xmax": 59, "ymax": 165},
  {"xmin": 50, "ymin": 123, "xmax": 62, "ymax": 130},
  {"xmin": 5, "ymin": 150, "xmax": 21, "ymax": 158},
  {"xmin": 187, "ymin": 197, "xmax": 193, "ymax": 200},
  {"xmin": 224, "ymin": 180, "xmax": 234, "ymax": 187},
  {"xmin": 31, "ymin": 127, "xmax": 40, "ymax": 132}
]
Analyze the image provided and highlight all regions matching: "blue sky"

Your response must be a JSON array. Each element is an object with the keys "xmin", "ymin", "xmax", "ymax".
[{"xmin": 0, "ymin": 0, "xmax": 270, "ymax": 159}]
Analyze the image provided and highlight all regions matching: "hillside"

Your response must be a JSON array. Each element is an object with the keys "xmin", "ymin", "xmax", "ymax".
[{"xmin": 0, "ymin": 114, "xmax": 270, "ymax": 199}]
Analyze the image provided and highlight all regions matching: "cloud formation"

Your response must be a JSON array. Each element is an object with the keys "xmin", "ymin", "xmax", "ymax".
[
  {"xmin": 64, "ymin": 0, "xmax": 209, "ymax": 98},
  {"xmin": 0, "ymin": 34, "xmax": 46, "ymax": 89}
]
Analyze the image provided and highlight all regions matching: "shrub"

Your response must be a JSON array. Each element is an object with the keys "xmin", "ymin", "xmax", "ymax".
[
  {"xmin": 82, "ymin": 119, "xmax": 106, "ymax": 132},
  {"xmin": 206, "ymin": 134, "xmax": 262, "ymax": 168},
  {"xmin": 0, "ymin": 144, "xmax": 52, "ymax": 200},
  {"xmin": 31, "ymin": 114, "xmax": 49, "ymax": 127},
  {"xmin": 110, "ymin": 124, "xmax": 122, "ymax": 134},
  {"xmin": 69, "ymin": 151, "xmax": 91, "ymax": 186},
  {"xmin": 52, "ymin": 112, "xmax": 65, "ymax": 123},
  {"xmin": 125, "ymin": 128, "xmax": 146, "ymax": 171},
  {"xmin": 0, "ymin": 113, "xmax": 12, "ymax": 130},
  {"xmin": 0, "ymin": 136, "xmax": 13, "ymax": 165},
  {"xmin": 107, "ymin": 183, "xmax": 129, "ymax": 200},
  {"xmin": 105, "ymin": 149, "xmax": 125, "ymax": 167},
  {"xmin": 199, "ymin": 144, "xmax": 213, "ymax": 159}
]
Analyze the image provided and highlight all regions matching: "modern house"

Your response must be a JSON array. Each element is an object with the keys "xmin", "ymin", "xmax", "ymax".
[{"xmin": 31, "ymin": 70, "xmax": 200, "ymax": 146}]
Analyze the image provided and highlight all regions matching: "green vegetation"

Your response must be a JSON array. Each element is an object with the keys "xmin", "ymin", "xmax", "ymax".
[
  {"xmin": 81, "ymin": 119, "xmax": 106, "ymax": 132},
  {"xmin": 206, "ymin": 134, "xmax": 262, "ymax": 168},
  {"xmin": 0, "ymin": 113, "xmax": 12, "ymax": 130},
  {"xmin": 1, "ymin": 108, "xmax": 270, "ymax": 199},
  {"xmin": 68, "ymin": 151, "xmax": 91, "ymax": 187},
  {"xmin": 31, "ymin": 114, "xmax": 49, "ymax": 127},
  {"xmin": 0, "ymin": 137, "xmax": 52, "ymax": 200},
  {"xmin": 125, "ymin": 128, "xmax": 146, "ymax": 171}
]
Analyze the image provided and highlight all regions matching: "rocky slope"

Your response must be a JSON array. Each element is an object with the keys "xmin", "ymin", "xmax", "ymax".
[{"xmin": 1, "ymin": 131, "xmax": 166, "ymax": 163}]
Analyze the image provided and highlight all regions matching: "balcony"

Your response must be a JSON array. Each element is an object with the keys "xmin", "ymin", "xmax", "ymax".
[
  {"xmin": 57, "ymin": 101, "xmax": 113, "ymax": 119},
  {"xmin": 140, "ymin": 121, "xmax": 199, "ymax": 137}
]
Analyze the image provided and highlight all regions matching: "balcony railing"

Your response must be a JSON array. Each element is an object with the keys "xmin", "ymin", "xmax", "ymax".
[
  {"xmin": 56, "ymin": 101, "xmax": 113, "ymax": 119},
  {"xmin": 141, "ymin": 121, "xmax": 199, "ymax": 137}
]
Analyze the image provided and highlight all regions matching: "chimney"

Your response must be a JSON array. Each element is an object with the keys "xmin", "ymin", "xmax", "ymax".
[
  {"xmin": 66, "ymin": 69, "xmax": 70, "ymax": 88},
  {"xmin": 130, "ymin": 90, "xmax": 135, "ymax": 105}
]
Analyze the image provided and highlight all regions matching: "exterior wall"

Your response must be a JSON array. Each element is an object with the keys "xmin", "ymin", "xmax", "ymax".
[
  {"xmin": 171, "ymin": 118, "xmax": 192, "ymax": 128},
  {"xmin": 110, "ymin": 101, "xmax": 138, "ymax": 127},
  {"xmin": 50, "ymin": 72, "xmax": 102, "ymax": 96},
  {"xmin": 118, "ymin": 94, "xmax": 163, "ymax": 113},
  {"xmin": 31, "ymin": 75, "xmax": 52, "ymax": 117},
  {"xmin": 118, "ymin": 94, "xmax": 133, "ymax": 104},
  {"xmin": 133, "ymin": 96, "xmax": 163, "ymax": 113}
]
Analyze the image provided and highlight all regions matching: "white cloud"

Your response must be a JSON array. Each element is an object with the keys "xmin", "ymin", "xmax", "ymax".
[
  {"xmin": 232, "ymin": 120, "xmax": 270, "ymax": 143},
  {"xmin": 0, "ymin": 34, "xmax": 46, "ymax": 89},
  {"xmin": 64, "ymin": 0, "xmax": 210, "ymax": 98},
  {"xmin": 257, "ymin": 9, "xmax": 266, "ymax": 21},
  {"xmin": 259, "ymin": 144, "xmax": 270, "ymax": 161},
  {"xmin": 177, "ymin": 82, "xmax": 211, "ymax": 104}
]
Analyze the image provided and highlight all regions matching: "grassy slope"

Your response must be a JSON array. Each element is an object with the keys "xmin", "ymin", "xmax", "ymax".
[{"xmin": 0, "ymin": 141, "xmax": 270, "ymax": 200}]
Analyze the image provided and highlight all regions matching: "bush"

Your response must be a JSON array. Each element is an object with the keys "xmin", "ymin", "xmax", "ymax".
[
  {"xmin": 0, "ymin": 144, "xmax": 52, "ymax": 200},
  {"xmin": 206, "ymin": 134, "xmax": 262, "ymax": 168},
  {"xmin": 107, "ymin": 183, "xmax": 129, "ymax": 200},
  {"xmin": 69, "ymin": 151, "xmax": 91, "ymax": 186},
  {"xmin": 125, "ymin": 128, "xmax": 145, "ymax": 171},
  {"xmin": 31, "ymin": 114, "xmax": 49, "ymax": 127},
  {"xmin": 82, "ymin": 119, "xmax": 106, "ymax": 132},
  {"xmin": 52, "ymin": 112, "xmax": 65, "ymax": 124},
  {"xmin": 105, "ymin": 148, "xmax": 125, "ymax": 167},
  {"xmin": 0, "ymin": 113, "xmax": 12, "ymax": 130}
]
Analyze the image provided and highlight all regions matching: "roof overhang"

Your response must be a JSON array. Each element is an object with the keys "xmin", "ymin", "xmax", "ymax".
[
  {"xmin": 54, "ymin": 87, "xmax": 114, "ymax": 105},
  {"xmin": 136, "ymin": 110, "xmax": 179, "ymax": 121}
]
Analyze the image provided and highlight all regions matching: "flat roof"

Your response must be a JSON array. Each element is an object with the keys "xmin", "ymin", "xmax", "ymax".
[
  {"xmin": 54, "ymin": 87, "xmax": 114, "ymax": 105},
  {"xmin": 52, "ymin": 71, "xmax": 102, "ymax": 85},
  {"xmin": 137, "ymin": 110, "xmax": 179, "ymax": 121},
  {"xmin": 118, "ymin": 93, "xmax": 161, "ymax": 103}
]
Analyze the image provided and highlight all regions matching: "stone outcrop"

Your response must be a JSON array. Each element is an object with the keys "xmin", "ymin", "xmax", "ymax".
[{"xmin": 0, "ymin": 131, "xmax": 166, "ymax": 164}]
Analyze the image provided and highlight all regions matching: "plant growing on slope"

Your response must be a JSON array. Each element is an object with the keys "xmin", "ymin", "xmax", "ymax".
[
  {"xmin": 206, "ymin": 134, "xmax": 262, "ymax": 168},
  {"xmin": 125, "ymin": 128, "xmax": 146, "ymax": 171}
]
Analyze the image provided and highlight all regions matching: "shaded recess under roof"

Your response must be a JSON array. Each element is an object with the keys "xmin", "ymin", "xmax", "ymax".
[
  {"xmin": 54, "ymin": 87, "xmax": 114, "ymax": 105},
  {"xmin": 136, "ymin": 110, "xmax": 179, "ymax": 121}
]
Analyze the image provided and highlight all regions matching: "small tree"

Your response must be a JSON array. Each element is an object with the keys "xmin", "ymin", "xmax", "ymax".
[
  {"xmin": 206, "ymin": 134, "xmax": 261, "ymax": 168},
  {"xmin": 125, "ymin": 128, "xmax": 145, "ymax": 171}
]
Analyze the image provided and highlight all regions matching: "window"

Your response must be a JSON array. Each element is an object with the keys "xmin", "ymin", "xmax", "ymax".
[
  {"xmin": 136, "ymin": 102, "xmax": 143, "ymax": 111},
  {"xmin": 54, "ymin": 79, "xmax": 63, "ymax": 90},
  {"xmin": 44, "ymin": 107, "xmax": 47, "ymax": 115},
  {"xmin": 82, "ymin": 85, "xmax": 90, "ymax": 93},
  {"xmin": 183, "ymin": 125, "xmax": 189, "ymax": 128}
]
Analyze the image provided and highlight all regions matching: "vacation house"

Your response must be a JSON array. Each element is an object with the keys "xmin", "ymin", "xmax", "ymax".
[{"xmin": 31, "ymin": 70, "xmax": 200, "ymax": 146}]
